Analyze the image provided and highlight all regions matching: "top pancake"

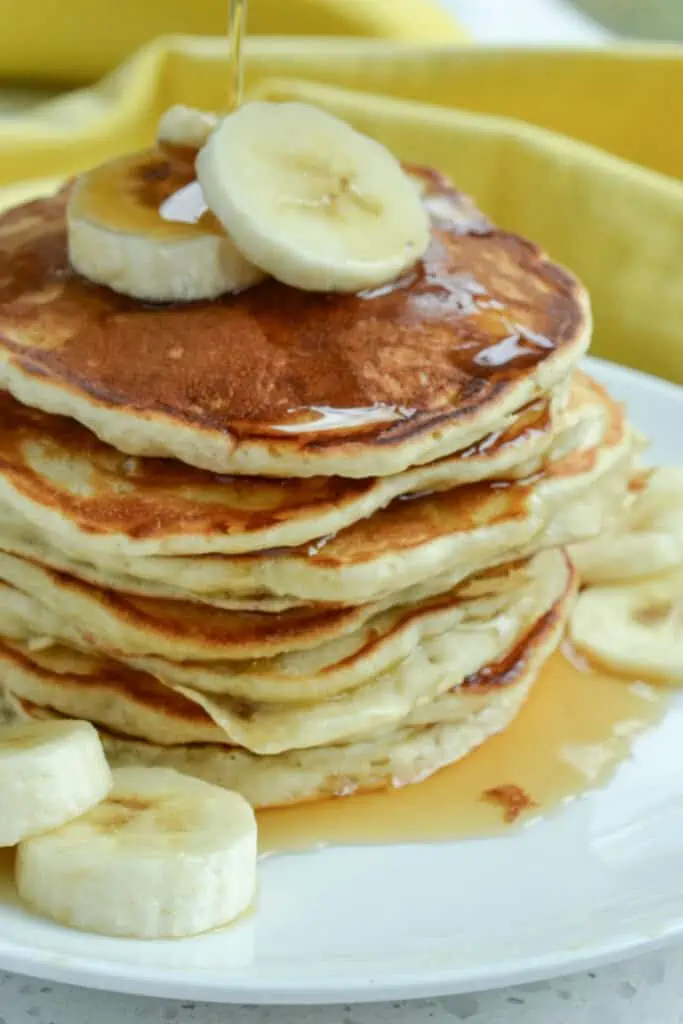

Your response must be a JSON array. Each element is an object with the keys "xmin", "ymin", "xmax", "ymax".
[{"xmin": 0, "ymin": 166, "xmax": 590, "ymax": 478}]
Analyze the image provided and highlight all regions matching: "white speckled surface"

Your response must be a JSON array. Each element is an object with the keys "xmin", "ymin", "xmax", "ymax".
[{"xmin": 0, "ymin": 949, "xmax": 681, "ymax": 1023}]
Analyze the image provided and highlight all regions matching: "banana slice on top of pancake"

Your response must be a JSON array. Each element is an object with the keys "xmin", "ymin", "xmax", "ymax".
[
  {"xmin": 67, "ymin": 106, "xmax": 265, "ymax": 303},
  {"xmin": 570, "ymin": 567, "xmax": 683, "ymax": 683},
  {"xmin": 157, "ymin": 104, "xmax": 218, "ymax": 149},
  {"xmin": 16, "ymin": 766, "xmax": 258, "ymax": 939},
  {"xmin": 197, "ymin": 101, "xmax": 431, "ymax": 292},
  {"xmin": 69, "ymin": 101, "xmax": 430, "ymax": 301}
]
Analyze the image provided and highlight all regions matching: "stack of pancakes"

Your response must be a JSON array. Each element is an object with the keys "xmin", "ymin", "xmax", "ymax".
[{"xmin": 0, "ymin": 169, "xmax": 636, "ymax": 807}]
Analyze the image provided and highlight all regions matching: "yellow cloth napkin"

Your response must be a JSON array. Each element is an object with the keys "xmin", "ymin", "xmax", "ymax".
[
  {"xmin": 1, "ymin": 37, "xmax": 683, "ymax": 385},
  {"xmin": 0, "ymin": 0, "xmax": 463, "ymax": 84}
]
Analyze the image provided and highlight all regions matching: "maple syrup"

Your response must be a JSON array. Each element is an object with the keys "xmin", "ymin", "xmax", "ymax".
[
  {"xmin": 0, "ymin": 651, "xmax": 670, "ymax": 913},
  {"xmin": 70, "ymin": 1, "xmax": 248, "ymax": 245},
  {"xmin": 226, "ymin": 0, "xmax": 247, "ymax": 112},
  {"xmin": 257, "ymin": 646, "xmax": 669, "ymax": 853},
  {"xmin": 69, "ymin": 149, "xmax": 221, "ymax": 242}
]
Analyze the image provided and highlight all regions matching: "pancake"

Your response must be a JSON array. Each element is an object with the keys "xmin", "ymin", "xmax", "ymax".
[
  {"xmin": 8, "ymin": 565, "xmax": 573, "ymax": 807},
  {"xmin": 0, "ymin": 554, "xmax": 380, "ymax": 660},
  {"xmin": 0, "ymin": 636, "xmax": 224, "ymax": 747},
  {"xmin": 0, "ymin": 167, "xmax": 590, "ymax": 478},
  {"xmin": 0, "ymin": 693, "xmax": 13, "ymax": 726},
  {"xmin": 127, "ymin": 554, "xmax": 556, "ymax": 704},
  {"xmin": 0, "ymin": 376, "xmax": 629, "ymax": 616},
  {"xmin": 143, "ymin": 555, "xmax": 573, "ymax": 754},
  {"xmin": 10, "ymin": 373, "xmax": 626, "ymax": 605},
  {"xmin": 0, "ymin": 386, "xmax": 629, "ymax": 659},
  {"xmin": 0, "ymin": 377, "xmax": 596, "ymax": 558},
  {"xmin": 0, "ymin": 514, "xmax": 308, "ymax": 611},
  {"xmin": 0, "ymin": 548, "xmax": 562, "ymax": 700},
  {"xmin": 0, "ymin": 551, "xmax": 572, "ymax": 754},
  {"xmin": 0, "ymin": 368, "xmax": 598, "ymax": 611}
]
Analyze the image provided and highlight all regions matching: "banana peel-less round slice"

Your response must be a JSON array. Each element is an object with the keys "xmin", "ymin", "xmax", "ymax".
[
  {"xmin": 570, "ymin": 568, "xmax": 683, "ymax": 682},
  {"xmin": 197, "ymin": 100, "xmax": 431, "ymax": 292},
  {"xmin": 16, "ymin": 766, "xmax": 257, "ymax": 938},
  {"xmin": 570, "ymin": 467, "xmax": 683, "ymax": 584},
  {"xmin": 0, "ymin": 720, "xmax": 111, "ymax": 847},
  {"xmin": 68, "ymin": 146, "xmax": 264, "ymax": 303}
]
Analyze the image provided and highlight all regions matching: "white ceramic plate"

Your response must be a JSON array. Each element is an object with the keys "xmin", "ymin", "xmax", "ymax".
[{"xmin": 1, "ymin": 356, "xmax": 683, "ymax": 1006}]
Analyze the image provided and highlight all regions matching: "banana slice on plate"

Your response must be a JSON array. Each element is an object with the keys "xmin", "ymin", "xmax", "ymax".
[
  {"xmin": 0, "ymin": 720, "xmax": 111, "ymax": 847},
  {"xmin": 570, "ymin": 467, "xmax": 683, "ymax": 584},
  {"xmin": 16, "ymin": 766, "xmax": 257, "ymax": 938},
  {"xmin": 68, "ymin": 106, "xmax": 264, "ymax": 303},
  {"xmin": 570, "ymin": 567, "xmax": 683, "ymax": 682},
  {"xmin": 197, "ymin": 101, "xmax": 431, "ymax": 292}
]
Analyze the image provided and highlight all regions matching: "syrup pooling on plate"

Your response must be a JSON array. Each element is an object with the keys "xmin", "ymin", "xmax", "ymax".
[{"xmin": 257, "ymin": 648, "xmax": 669, "ymax": 853}]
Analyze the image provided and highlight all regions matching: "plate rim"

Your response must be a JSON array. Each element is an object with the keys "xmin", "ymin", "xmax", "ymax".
[{"xmin": 0, "ymin": 923, "xmax": 680, "ymax": 1006}]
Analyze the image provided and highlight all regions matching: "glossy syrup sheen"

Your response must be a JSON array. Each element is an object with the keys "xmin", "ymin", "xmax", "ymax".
[
  {"xmin": 72, "ymin": 147, "xmax": 223, "ymax": 240},
  {"xmin": 0, "ymin": 387, "xmax": 552, "ymax": 551},
  {"xmin": 0, "ymin": 651, "xmax": 669, "ymax": 906},
  {"xmin": 257, "ymin": 648, "xmax": 668, "ymax": 853},
  {"xmin": 226, "ymin": 0, "xmax": 247, "ymax": 112}
]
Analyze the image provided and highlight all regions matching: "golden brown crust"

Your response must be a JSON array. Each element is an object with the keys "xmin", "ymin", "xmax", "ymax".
[
  {"xmin": 0, "ymin": 386, "xmax": 551, "ymax": 545},
  {"xmin": 0, "ymin": 639, "xmax": 211, "ymax": 725},
  {"xmin": 0, "ymin": 168, "xmax": 587, "ymax": 456}
]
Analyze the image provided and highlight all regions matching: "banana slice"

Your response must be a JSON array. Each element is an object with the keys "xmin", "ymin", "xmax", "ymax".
[
  {"xmin": 570, "ymin": 467, "xmax": 683, "ymax": 584},
  {"xmin": 157, "ymin": 104, "xmax": 218, "ymax": 150},
  {"xmin": 0, "ymin": 720, "xmax": 111, "ymax": 847},
  {"xmin": 68, "ymin": 148, "xmax": 264, "ymax": 303},
  {"xmin": 16, "ymin": 766, "xmax": 257, "ymax": 938},
  {"xmin": 196, "ymin": 100, "xmax": 431, "ymax": 292},
  {"xmin": 570, "ymin": 567, "xmax": 683, "ymax": 682}
]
